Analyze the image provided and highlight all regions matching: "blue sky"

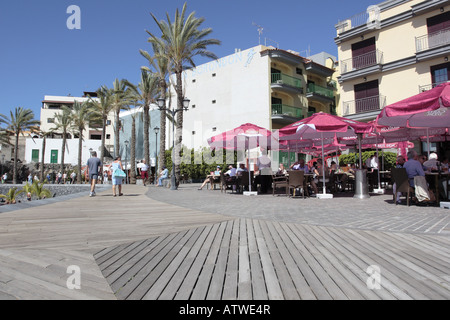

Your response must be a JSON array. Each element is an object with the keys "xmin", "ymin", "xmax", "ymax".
[{"xmin": 0, "ymin": 0, "xmax": 377, "ymax": 119}]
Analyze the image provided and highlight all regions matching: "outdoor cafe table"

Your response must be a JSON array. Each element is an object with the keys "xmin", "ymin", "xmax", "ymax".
[{"xmin": 425, "ymin": 171, "xmax": 450, "ymax": 205}]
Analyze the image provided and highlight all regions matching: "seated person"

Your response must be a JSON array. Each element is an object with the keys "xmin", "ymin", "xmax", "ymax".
[
  {"xmin": 198, "ymin": 166, "xmax": 221, "ymax": 190},
  {"xmin": 225, "ymin": 165, "xmax": 237, "ymax": 183},
  {"xmin": 423, "ymin": 152, "xmax": 440, "ymax": 171},
  {"xmin": 158, "ymin": 166, "xmax": 169, "ymax": 187},
  {"xmin": 236, "ymin": 163, "xmax": 248, "ymax": 175},
  {"xmin": 290, "ymin": 159, "xmax": 309, "ymax": 173},
  {"xmin": 276, "ymin": 163, "xmax": 287, "ymax": 176},
  {"xmin": 441, "ymin": 157, "xmax": 449, "ymax": 171},
  {"xmin": 310, "ymin": 159, "xmax": 329, "ymax": 194},
  {"xmin": 403, "ymin": 150, "xmax": 433, "ymax": 204}
]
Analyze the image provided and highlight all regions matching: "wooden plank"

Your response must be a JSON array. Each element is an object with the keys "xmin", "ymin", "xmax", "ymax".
[
  {"xmin": 237, "ymin": 219, "xmax": 252, "ymax": 300},
  {"xmin": 174, "ymin": 223, "xmax": 221, "ymax": 300},
  {"xmin": 206, "ymin": 220, "xmax": 234, "ymax": 300},
  {"xmin": 222, "ymin": 219, "xmax": 239, "ymax": 300},
  {"xmin": 246, "ymin": 219, "xmax": 268, "ymax": 300},
  {"xmin": 252, "ymin": 220, "xmax": 284, "ymax": 300},
  {"xmin": 190, "ymin": 221, "xmax": 228, "ymax": 300}
]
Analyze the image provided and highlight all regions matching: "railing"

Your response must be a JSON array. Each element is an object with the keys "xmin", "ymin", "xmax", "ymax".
[
  {"xmin": 271, "ymin": 104, "xmax": 303, "ymax": 118},
  {"xmin": 271, "ymin": 73, "xmax": 302, "ymax": 89},
  {"xmin": 343, "ymin": 95, "xmax": 386, "ymax": 116},
  {"xmin": 336, "ymin": 6, "xmax": 380, "ymax": 34},
  {"xmin": 340, "ymin": 50, "xmax": 383, "ymax": 74},
  {"xmin": 419, "ymin": 81, "xmax": 450, "ymax": 92},
  {"xmin": 307, "ymin": 83, "xmax": 334, "ymax": 99},
  {"xmin": 416, "ymin": 27, "xmax": 450, "ymax": 53}
]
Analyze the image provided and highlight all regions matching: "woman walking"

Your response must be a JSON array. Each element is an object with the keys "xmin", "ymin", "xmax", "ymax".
[{"xmin": 111, "ymin": 157, "xmax": 125, "ymax": 197}]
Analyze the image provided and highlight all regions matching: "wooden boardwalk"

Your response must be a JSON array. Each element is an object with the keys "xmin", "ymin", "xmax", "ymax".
[
  {"xmin": 95, "ymin": 218, "xmax": 450, "ymax": 300},
  {"xmin": 0, "ymin": 185, "xmax": 449, "ymax": 300}
]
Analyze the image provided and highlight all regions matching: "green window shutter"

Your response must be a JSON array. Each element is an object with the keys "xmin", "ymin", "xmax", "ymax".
[{"xmin": 32, "ymin": 150, "xmax": 39, "ymax": 162}]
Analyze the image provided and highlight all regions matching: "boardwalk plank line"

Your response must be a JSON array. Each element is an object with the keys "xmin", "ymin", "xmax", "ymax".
[
  {"xmin": 108, "ymin": 234, "xmax": 173, "ymax": 292},
  {"xmin": 285, "ymin": 223, "xmax": 348, "ymax": 300},
  {"xmin": 175, "ymin": 223, "xmax": 221, "ymax": 300},
  {"xmin": 206, "ymin": 220, "xmax": 234, "ymax": 300},
  {"xmin": 349, "ymin": 230, "xmax": 450, "ymax": 298},
  {"xmin": 331, "ymin": 227, "xmax": 428, "ymax": 300},
  {"xmin": 393, "ymin": 233, "xmax": 450, "ymax": 259},
  {"xmin": 252, "ymin": 220, "xmax": 284, "ymax": 300},
  {"xmin": 190, "ymin": 221, "xmax": 228, "ymax": 300},
  {"xmin": 118, "ymin": 230, "xmax": 191, "ymax": 300},
  {"xmin": 246, "ymin": 219, "xmax": 268, "ymax": 300},
  {"xmin": 157, "ymin": 225, "xmax": 215, "ymax": 300},
  {"xmin": 292, "ymin": 223, "xmax": 364, "ymax": 300},
  {"xmin": 265, "ymin": 221, "xmax": 317, "ymax": 300},
  {"xmin": 301, "ymin": 224, "xmax": 380, "ymax": 300},
  {"xmin": 237, "ymin": 219, "xmax": 252, "ymax": 300},
  {"xmin": 277, "ymin": 222, "xmax": 331, "ymax": 300},
  {"xmin": 99, "ymin": 240, "xmax": 149, "ymax": 276},
  {"xmin": 222, "ymin": 219, "xmax": 240, "ymax": 300},
  {"xmin": 309, "ymin": 225, "xmax": 389, "ymax": 300},
  {"xmin": 259, "ymin": 220, "xmax": 300, "ymax": 300}
]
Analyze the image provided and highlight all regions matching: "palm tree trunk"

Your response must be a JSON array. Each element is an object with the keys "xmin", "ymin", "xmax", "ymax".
[
  {"xmin": 77, "ymin": 131, "xmax": 83, "ymax": 184},
  {"xmin": 13, "ymin": 132, "xmax": 19, "ymax": 184},
  {"xmin": 175, "ymin": 71, "xmax": 184, "ymax": 186},
  {"xmin": 130, "ymin": 116, "xmax": 137, "ymax": 184},
  {"xmin": 115, "ymin": 109, "xmax": 120, "ymax": 158},
  {"xmin": 61, "ymin": 133, "xmax": 66, "ymax": 175},
  {"xmin": 144, "ymin": 104, "xmax": 150, "ymax": 168},
  {"xmin": 159, "ymin": 83, "xmax": 167, "ymax": 172},
  {"xmin": 101, "ymin": 116, "xmax": 107, "ymax": 172},
  {"xmin": 40, "ymin": 137, "xmax": 46, "ymax": 182}
]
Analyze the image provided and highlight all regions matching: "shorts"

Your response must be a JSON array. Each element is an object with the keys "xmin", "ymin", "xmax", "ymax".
[
  {"xmin": 141, "ymin": 171, "xmax": 149, "ymax": 179},
  {"xmin": 90, "ymin": 174, "xmax": 99, "ymax": 181}
]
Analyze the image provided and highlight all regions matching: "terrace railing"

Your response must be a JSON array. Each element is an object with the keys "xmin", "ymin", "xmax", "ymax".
[{"xmin": 416, "ymin": 27, "xmax": 450, "ymax": 53}]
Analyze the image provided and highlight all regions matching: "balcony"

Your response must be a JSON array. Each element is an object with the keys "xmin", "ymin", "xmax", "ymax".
[
  {"xmin": 415, "ymin": 28, "xmax": 450, "ymax": 61},
  {"xmin": 306, "ymin": 83, "xmax": 335, "ymax": 104},
  {"xmin": 340, "ymin": 50, "xmax": 383, "ymax": 80},
  {"xmin": 342, "ymin": 95, "xmax": 386, "ymax": 118},
  {"xmin": 419, "ymin": 81, "xmax": 450, "ymax": 92},
  {"xmin": 271, "ymin": 73, "xmax": 303, "ymax": 95},
  {"xmin": 271, "ymin": 104, "xmax": 303, "ymax": 124}
]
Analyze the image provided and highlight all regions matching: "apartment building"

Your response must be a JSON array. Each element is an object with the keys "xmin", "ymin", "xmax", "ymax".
[
  {"xmin": 335, "ymin": 0, "xmax": 450, "ymax": 123},
  {"xmin": 179, "ymin": 45, "xmax": 337, "ymax": 152}
]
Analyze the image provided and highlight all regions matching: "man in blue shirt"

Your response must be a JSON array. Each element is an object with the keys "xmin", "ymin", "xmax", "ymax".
[
  {"xmin": 403, "ymin": 150, "xmax": 425, "ymax": 187},
  {"xmin": 158, "ymin": 166, "xmax": 169, "ymax": 187},
  {"xmin": 87, "ymin": 151, "xmax": 102, "ymax": 197}
]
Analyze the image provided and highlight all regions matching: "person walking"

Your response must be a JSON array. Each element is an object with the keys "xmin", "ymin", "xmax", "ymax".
[
  {"xmin": 87, "ymin": 151, "xmax": 102, "ymax": 197},
  {"xmin": 111, "ymin": 157, "xmax": 124, "ymax": 197},
  {"xmin": 140, "ymin": 160, "xmax": 150, "ymax": 186}
]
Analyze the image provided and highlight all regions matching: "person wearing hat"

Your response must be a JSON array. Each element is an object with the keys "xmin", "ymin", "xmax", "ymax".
[
  {"xmin": 158, "ymin": 166, "xmax": 169, "ymax": 187},
  {"xmin": 198, "ymin": 166, "xmax": 222, "ymax": 190}
]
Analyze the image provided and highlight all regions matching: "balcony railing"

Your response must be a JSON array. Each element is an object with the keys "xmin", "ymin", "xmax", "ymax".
[
  {"xmin": 343, "ymin": 95, "xmax": 386, "ymax": 116},
  {"xmin": 307, "ymin": 83, "xmax": 334, "ymax": 99},
  {"xmin": 271, "ymin": 73, "xmax": 302, "ymax": 89},
  {"xmin": 272, "ymin": 104, "xmax": 303, "ymax": 119},
  {"xmin": 340, "ymin": 50, "xmax": 383, "ymax": 74},
  {"xmin": 416, "ymin": 27, "xmax": 450, "ymax": 53},
  {"xmin": 419, "ymin": 81, "xmax": 450, "ymax": 92}
]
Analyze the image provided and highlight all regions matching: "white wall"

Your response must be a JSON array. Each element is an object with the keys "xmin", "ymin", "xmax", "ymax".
[
  {"xmin": 25, "ymin": 138, "xmax": 102, "ymax": 166},
  {"xmin": 175, "ymin": 45, "xmax": 271, "ymax": 151}
]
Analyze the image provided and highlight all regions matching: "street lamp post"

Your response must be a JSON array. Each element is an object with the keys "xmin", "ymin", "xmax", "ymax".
[
  {"xmin": 1, "ymin": 154, "xmax": 4, "ymax": 181},
  {"xmin": 154, "ymin": 127, "xmax": 160, "ymax": 185},
  {"xmin": 124, "ymin": 140, "xmax": 129, "ymax": 185},
  {"xmin": 157, "ymin": 98, "xmax": 190, "ymax": 190}
]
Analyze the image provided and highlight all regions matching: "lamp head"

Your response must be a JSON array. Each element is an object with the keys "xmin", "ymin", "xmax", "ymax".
[{"xmin": 157, "ymin": 98, "xmax": 166, "ymax": 109}]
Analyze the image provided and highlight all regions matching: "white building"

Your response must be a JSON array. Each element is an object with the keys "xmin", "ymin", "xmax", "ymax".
[{"xmin": 174, "ymin": 45, "xmax": 337, "ymax": 154}]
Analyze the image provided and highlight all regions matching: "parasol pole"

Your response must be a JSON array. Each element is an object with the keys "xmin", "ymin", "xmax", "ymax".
[
  {"xmin": 426, "ymin": 128, "xmax": 430, "ymax": 158},
  {"xmin": 317, "ymin": 132, "xmax": 333, "ymax": 199},
  {"xmin": 374, "ymin": 132, "xmax": 384, "ymax": 194}
]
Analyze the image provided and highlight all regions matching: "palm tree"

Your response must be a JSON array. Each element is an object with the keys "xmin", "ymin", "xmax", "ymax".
[
  {"xmin": 140, "ymin": 44, "xmax": 170, "ymax": 172},
  {"xmin": 0, "ymin": 108, "xmax": 40, "ymax": 184},
  {"xmin": 31, "ymin": 180, "xmax": 52, "ymax": 200},
  {"xmin": 110, "ymin": 79, "xmax": 127, "ymax": 158},
  {"xmin": 69, "ymin": 101, "xmax": 91, "ymax": 184},
  {"xmin": 88, "ymin": 87, "xmax": 114, "ymax": 165},
  {"xmin": 147, "ymin": 2, "xmax": 221, "ymax": 183},
  {"xmin": 125, "ymin": 70, "xmax": 159, "ymax": 170},
  {"xmin": 53, "ymin": 108, "xmax": 72, "ymax": 176},
  {"xmin": 32, "ymin": 129, "xmax": 52, "ymax": 182}
]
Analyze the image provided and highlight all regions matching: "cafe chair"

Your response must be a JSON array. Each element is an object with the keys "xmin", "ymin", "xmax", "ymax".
[
  {"xmin": 391, "ymin": 168, "xmax": 414, "ymax": 206},
  {"xmin": 272, "ymin": 173, "xmax": 289, "ymax": 196},
  {"xmin": 288, "ymin": 170, "xmax": 305, "ymax": 198}
]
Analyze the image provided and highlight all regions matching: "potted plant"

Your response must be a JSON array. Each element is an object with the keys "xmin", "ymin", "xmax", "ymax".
[{"xmin": 0, "ymin": 187, "xmax": 24, "ymax": 204}]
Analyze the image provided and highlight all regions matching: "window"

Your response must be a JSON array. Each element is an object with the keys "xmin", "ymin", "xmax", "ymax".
[
  {"xmin": 47, "ymin": 118, "xmax": 55, "ymax": 124},
  {"xmin": 212, "ymin": 100, "xmax": 216, "ymax": 104},
  {"xmin": 354, "ymin": 80, "xmax": 380, "ymax": 113},
  {"xmin": 431, "ymin": 62, "xmax": 450, "ymax": 85},
  {"xmin": 351, "ymin": 37, "xmax": 376, "ymax": 69},
  {"xmin": 106, "ymin": 120, "xmax": 111, "ymax": 125},
  {"xmin": 296, "ymin": 68, "xmax": 303, "ymax": 75},
  {"xmin": 106, "ymin": 134, "xmax": 111, "ymax": 139},
  {"xmin": 427, "ymin": 11, "xmax": 450, "ymax": 34},
  {"xmin": 192, "ymin": 79, "xmax": 196, "ymax": 83},
  {"xmin": 31, "ymin": 149, "xmax": 39, "ymax": 163},
  {"xmin": 212, "ymin": 73, "xmax": 216, "ymax": 77}
]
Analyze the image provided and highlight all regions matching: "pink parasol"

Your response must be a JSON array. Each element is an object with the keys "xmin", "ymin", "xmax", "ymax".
[{"xmin": 377, "ymin": 82, "xmax": 450, "ymax": 128}]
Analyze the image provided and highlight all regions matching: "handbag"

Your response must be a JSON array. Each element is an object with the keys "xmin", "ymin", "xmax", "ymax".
[{"xmin": 113, "ymin": 166, "xmax": 126, "ymax": 178}]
